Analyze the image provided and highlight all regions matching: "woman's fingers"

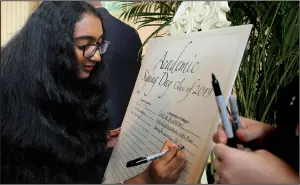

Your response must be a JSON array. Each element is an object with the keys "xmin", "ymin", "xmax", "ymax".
[
  {"xmin": 107, "ymin": 127, "xmax": 121, "ymax": 138},
  {"xmin": 168, "ymin": 151, "xmax": 186, "ymax": 176}
]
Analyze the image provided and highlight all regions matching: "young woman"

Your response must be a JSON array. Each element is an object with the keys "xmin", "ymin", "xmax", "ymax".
[{"xmin": 0, "ymin": 2, "xmax": 186, "ymax": 183}]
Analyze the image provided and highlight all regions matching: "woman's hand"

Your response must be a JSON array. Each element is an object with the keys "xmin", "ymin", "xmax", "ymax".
[
  {"xmin": 124, "ymin": 140, "xmax": 186, "ymax": 184},
  {"xmin": 212, "ymin": 116, "xmax": 275, "ymax": 145},
  {"xmin": 107, "ymin": 127, "xmax": 121, "ymax": 148},
  {"xmin": 212, "ymin": 144, "xmax": 299, "ymax": 184}
]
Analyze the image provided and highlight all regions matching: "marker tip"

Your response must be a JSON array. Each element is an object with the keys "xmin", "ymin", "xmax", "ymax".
[{"xmin": 212, "ymin": 73, "xmax": 216, "ymax": 80}]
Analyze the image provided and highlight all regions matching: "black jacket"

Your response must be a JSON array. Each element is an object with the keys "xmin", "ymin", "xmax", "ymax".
[
  {"xmin": 97, "ymin": 7, "xmax": 142, "ymax": 130},
  {"xmin": 264, "ymin": 76, "xmax": 299, "ymax": 172}
]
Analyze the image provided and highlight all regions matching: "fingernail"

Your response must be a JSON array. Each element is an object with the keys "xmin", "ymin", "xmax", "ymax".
[{"xmin": 177, "ymin": 144, "xmax": 185, "ymax": 150}]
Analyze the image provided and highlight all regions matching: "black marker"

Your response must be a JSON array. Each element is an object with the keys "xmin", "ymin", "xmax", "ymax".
[
  {"xmin": 212, "ymin": 73, "xmax": 237, "ymax": 148},
  {"xmin": 126, "ymin": 145, "xmax": 184, "ymax": 168},
  {"xmin": 229, "ymin": 95, "xmax": 241, "ymax": 131},
  {"xmin": 228, "ymin": 95, "xmax": 257, "ymax": 151}
]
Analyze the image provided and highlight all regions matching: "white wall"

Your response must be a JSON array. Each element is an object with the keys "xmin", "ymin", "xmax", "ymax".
[
  {"xmin": 0, "ymin": 1, "xmax": 167, "ymax": 55},
  {"xmin": 1, "ymin": 1, "xmax": 39, "ymax": 46}
]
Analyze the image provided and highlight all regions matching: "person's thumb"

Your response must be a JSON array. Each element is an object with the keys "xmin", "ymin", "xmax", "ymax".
[
  {"xmin": 213, "ymin": 143, "xmax": 234, "ymax": 160},
  {"xmin": 236, "ymin": 122, "xmax": 262, "ymax": 142},
  {"xmin": 239, "ymin": 117, "xmax": 248, "ymax": 129},
  {"xmin": 162, "ymin": 140, "xmax": 177, "ymax": 151},
  {"xmin": 234, "ymin": 116, "xmax": 256, "ymax": 142}
]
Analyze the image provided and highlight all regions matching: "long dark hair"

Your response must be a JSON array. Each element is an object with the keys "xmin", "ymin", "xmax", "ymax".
[{"xmin": 1, "ymin": 2, "xmax": 110, "ymax": 183}]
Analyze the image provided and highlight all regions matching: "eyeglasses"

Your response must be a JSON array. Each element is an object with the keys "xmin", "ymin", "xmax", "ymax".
[{"xmin": 74, "ymin": 40, "xmax": 110, "ymax": 60}]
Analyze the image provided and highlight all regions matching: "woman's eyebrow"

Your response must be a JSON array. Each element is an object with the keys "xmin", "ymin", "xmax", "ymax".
[{"xmin": 75, "ymin": 35, "xmax": 103, "ymax": 41}]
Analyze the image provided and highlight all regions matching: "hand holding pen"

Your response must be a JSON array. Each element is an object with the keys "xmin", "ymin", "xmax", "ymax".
[
  {"xmin": 126, "ymin": 144, "xmax": 184, "ymax": 167},
  {"xmin": 212, "ymin": 73, "xmax": 261, "ymax": 150},
  {"xmin": 212, "ymin": 116, "xmax": 275, "ymax": 151},
  {"xmin": 124, "ymin": 140, "xmax": 186, "ymax": 184},
  {"xmin": 212, "ymin": 73, "xmax": 237, "ymax": 148}
]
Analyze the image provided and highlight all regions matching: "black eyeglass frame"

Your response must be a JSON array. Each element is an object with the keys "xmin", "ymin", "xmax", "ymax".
[{"xmin": 74, "ymin": 40, "xmax": 110, "ymax": 60}]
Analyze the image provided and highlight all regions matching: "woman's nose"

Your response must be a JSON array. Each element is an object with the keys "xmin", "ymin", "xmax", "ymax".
[{"xmin": 91, "ymin": 49, "xmax": 101, "ymax": 62}]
